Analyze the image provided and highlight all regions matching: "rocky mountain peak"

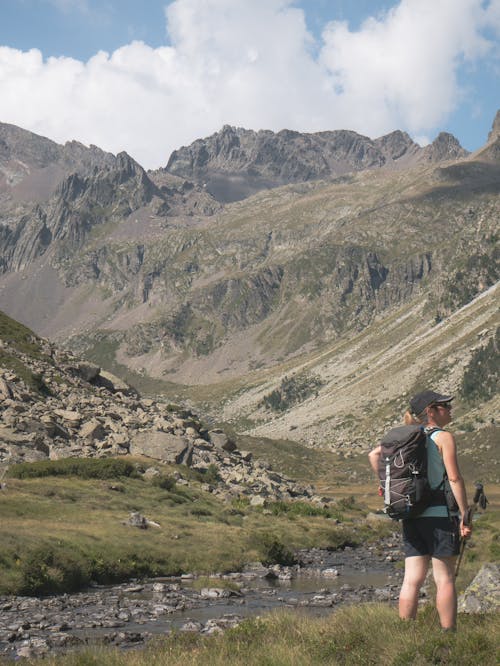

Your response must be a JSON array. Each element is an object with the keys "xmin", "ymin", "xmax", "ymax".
[
  {"xmin": 373, "ymin": 130, "xmax": 419, "ymax": 161},
  {"xmin": 488, "ymin": 109, "xmax": 500, "ymax": 142},
  {"xmin": 0, "ymin": 122, "xmax": 61, "ymax": 170},
  {"xmin": 421, "ymin": 131, "xmax": 468, "ymax": 162}
]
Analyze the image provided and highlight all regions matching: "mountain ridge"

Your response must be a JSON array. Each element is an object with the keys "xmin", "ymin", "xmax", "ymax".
[{"xmin": 164, "ymin": 125, "xmax": 468, "ymax": 202}]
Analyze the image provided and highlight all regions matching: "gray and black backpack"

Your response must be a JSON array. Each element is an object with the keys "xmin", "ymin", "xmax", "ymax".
[{"xmin": 377, "ymin": 425, "xmax": 450, "ymax": 520}]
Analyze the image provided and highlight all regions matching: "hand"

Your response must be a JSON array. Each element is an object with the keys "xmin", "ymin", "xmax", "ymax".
[{"xmin": 460, "ymin": 520, "xmax": 472, "ymax": 539}]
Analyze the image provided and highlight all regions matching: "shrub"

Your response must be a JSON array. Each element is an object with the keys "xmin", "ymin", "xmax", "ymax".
[
  {"xmin": 8, "ymin": 457, "xmax": 140, "ymax": 480},
  {"xmin": 260, "ymin": 373, "xmax": 323, "ymax": 412},
  {"xmin": 258, "ymin": 534, "xmax": 297, "ymax": 566},
  {"xmin": 151, "ymin": 474, "xmax": 177, "ymax": 491},
  {"xmin": 190, "ymin": 464, "xmax": 221, "ymax": 485},
  {"xmin": 19, "ymin": 546, "xmax": 90, "ymax": 596},
  {"xmin": 203, "ymin": 464, "xmax": 221, "ymax": 485},
  {"xmin": 462, "ymin": 327, "xmax": 499, "ymax": 404},
  {"xmin": 266, "ymin": 500, "xmax": 332, "ymax": 518},
  {"xmin": 338, "ymin": 495, "xmax": 357, "ymax": 510}
]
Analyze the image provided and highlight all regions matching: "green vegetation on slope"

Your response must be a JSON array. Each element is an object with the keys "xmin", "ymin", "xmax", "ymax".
[
  {"xmin": 0, "ymin": 310, "xmax": 53, "ymax": 394},
  {"xmin": 0, "ymin": 310, "xmax": 42, "ymax": 356},
  {"xmin": 462, "ymin": 327, "xmax": 499, "ymax": 405},
  {"xmin": 260, "ymin": 373, "xmax": 323, "ymax": 412}
]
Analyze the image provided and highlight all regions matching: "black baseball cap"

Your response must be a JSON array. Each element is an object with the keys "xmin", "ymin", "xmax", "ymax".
[{"xmin": 410, "ymin": 390, "xmax": 453, "ymax": 416}]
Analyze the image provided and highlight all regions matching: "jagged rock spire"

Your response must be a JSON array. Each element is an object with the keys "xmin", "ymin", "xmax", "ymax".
[{"xmin": 488, "ymin": 110, "xmax": 500, "ymax": 143}]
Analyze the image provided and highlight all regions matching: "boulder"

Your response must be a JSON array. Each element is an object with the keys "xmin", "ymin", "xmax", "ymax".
[
  {"xmin": 250, "ymin": 495, "xmax": 266, "ymax": 507},
  {"xmin": 93, "ymin": 370, "xmax": 136, "ymax": 395},
  {"xmin": 129, "ymin": 431, "xmax": 193, "ymax": 465},
  {"xmin": 53, "ymin": 409, "xmax": 82, "ymax": 425},
  {"xmin": 72, "ymin": 362, "xmax": 101, "ymax": 382},
  {"xmin": 0, "ymin": 378, "xmax": 14, "ymax": 400},
  {"xmin": 79, "ymin": 419, "xmax": 107, "ymax": 441},
  {"xmin": 209, "ymin": 429, "xmax": 237, "ymax": 452},
  {"xmin": 458, "ymin": 563, "xmax": 500, "ymax": 613},
  {"xmin": 238, "ymin": 450, "xmax": 253, "ymax": 462},
  {"xmin": 127, "ymin": 512, "xmax": 148, "ymax": 529}
]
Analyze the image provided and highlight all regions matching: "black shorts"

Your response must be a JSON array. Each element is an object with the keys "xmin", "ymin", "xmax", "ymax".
[{"xmin": 402, "ymin": 516, "xmax": 460, "ymax": 558}]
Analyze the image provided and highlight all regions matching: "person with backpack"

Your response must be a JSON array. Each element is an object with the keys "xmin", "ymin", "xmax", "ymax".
[{"xmin": 368, "ymin": 390, "xmax": 472, "ymax": 630}]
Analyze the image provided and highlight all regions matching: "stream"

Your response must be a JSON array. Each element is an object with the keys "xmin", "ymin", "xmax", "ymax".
[{"xmin": 0, "ymin": 538, "xmax": 404, "ymax": 660}]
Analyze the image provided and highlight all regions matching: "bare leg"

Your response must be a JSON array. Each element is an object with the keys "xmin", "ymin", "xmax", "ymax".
[
  {"xmin": 399, "ymin": 555, "xmax": 430, "ymax": 620},
  {"xmin": 432, "ymin": 556, "xmax": 457, "ymax": 629}
]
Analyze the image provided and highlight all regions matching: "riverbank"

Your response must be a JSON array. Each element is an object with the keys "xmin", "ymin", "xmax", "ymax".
[
  {"xmin": 0, "ymin": 539, "xmax": 402, "ymax": 660},
  {"xmin": 2, "ymin": 603, "xmax": 497, "ymax": 666}
]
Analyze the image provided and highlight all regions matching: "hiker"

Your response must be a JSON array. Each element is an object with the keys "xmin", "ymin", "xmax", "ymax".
[{"xmin": 368, "ymin": 390, "xmax": 472, "ymax": 630}]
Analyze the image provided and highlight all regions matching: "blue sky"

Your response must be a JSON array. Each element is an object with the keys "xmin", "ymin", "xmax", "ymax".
[{"xmin": 0, "ymin": 1, "xmax": 498, "ymax": 168}]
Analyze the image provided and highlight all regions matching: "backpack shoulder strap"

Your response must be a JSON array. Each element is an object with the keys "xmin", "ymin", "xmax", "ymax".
[{"xmin": 424, "ymin": 426, "xmax": 442, "ymax": 437}]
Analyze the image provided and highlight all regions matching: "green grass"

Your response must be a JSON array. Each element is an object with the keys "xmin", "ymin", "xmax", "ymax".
[
  {"xmin": 0, "ymin": 310, "xmax": 58, "ymax": 394},
  {"xmin": 7, "ymin": 457, "xmax": 140, "ymax": 480},
  {"xmin": 6, "ymin": 604, "xmax": 498, "ymax": 666},
  {"xmin": 0, "ymin": 310, "xmax": 44, "ymax": 357},
  {"xmin": 0, "ymin": 457, "xmax": 387, "ymax": 596}
]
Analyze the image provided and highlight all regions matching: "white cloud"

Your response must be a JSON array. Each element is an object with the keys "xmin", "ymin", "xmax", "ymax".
[
  {"xmin": 0, "ymin": 0, "xmax": 498, "ymax": 168},
  {"xmin": 319, "ymin": 0, "xmax": 493, "ymax": 137}
]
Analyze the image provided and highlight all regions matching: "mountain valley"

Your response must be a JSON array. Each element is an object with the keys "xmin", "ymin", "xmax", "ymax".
[{"xmin": 0, "ymin": 115, "xmax": 498, "ymax": 459}]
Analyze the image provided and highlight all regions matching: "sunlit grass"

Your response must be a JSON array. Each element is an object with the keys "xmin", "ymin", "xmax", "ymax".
[
  {"xmin": 0, "ymin": 458, "xmax": 388, "ymax": 595},
  {"xmin": 7, "ymin": 604, "xmax": 498, "ymax": 666}
]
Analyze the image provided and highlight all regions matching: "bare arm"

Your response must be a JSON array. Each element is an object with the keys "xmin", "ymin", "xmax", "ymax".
[
  {"xmin": 435, "ymin": 430, "xmax": 471, "ymax": 538},
  {"xmin": 368, "ymin": 445, "xmax": 381, "ymax": 478}
]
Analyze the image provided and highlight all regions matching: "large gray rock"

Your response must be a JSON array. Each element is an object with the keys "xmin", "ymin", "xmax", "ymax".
[
  {"xmin": 0, "ymin": 378, "xmax": 13, "ymax": 400},
  {"xmin": 79, "ymin": 419, "xmax": 107, "ymax": 441},
  {"xmin": 129, "ymin": 431, "xmax": 193, "ymax": 465},
  {"xmin": 72, "ymin": 361, "xmax": 101, "ymax": 382},
  {"xmin": 458, "ymin": 563, "xmax": 500, "ymax": 613},
  {"xmin": 94, "ymin": 370, "xmax": 135, "ymax": 395},
  {"xmin": 209, "ymin": 429, "xmax": 237, "ymax": 452}
]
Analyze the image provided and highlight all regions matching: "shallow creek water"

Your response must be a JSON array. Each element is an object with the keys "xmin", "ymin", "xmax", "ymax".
[{"xmin": 0, "ymin": 540, "xmax": 404, "ymax": 659}]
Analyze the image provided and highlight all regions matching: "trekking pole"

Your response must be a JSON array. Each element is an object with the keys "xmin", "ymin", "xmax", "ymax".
[{"xmin": 455, "ymin": 482, "xmax": 488, "ymax": 579}]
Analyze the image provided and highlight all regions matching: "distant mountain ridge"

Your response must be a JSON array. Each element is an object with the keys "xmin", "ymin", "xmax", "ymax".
[
  {"xmin": 0, "ymin": 122, "xmax": 118, "ymax": 204},
  {"xmin": 165, "ymin": 125, "xmax": 468, "ymax": 201}
]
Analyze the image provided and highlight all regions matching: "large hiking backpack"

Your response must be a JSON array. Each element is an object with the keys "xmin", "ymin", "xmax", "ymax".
[{"xmin": 378, "ymin": 425, "xmax": 443, "ymax": 520}]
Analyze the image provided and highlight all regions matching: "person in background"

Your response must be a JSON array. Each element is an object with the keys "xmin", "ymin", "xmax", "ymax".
[{"xmin": 368, "ymin": 390, "xmax": 472, "ymax": 630}]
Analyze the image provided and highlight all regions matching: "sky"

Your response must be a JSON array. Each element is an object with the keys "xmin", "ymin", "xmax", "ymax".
[{"xmin": 0, "ymin": 0, "xmax": 499, "ymax": 169}]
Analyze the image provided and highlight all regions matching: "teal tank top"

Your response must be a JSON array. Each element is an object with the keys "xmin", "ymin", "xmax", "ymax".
[{"xmin": 418, "ymin": 430, "xmax": 448, "ymax": 518}]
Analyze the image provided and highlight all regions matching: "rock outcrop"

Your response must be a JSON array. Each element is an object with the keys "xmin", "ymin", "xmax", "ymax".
[
  {"xmin": 458, "ymin": 563, "xmax": 500, "ymax": 613},
  {"xmin": 487, "ymin": 110, "xmax": 500, "ymax": 143}
]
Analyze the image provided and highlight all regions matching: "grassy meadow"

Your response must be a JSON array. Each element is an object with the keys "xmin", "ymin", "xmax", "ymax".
[{"xmin": 0, "ymin": 456, "xmax": 384, "ymax": 596}]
